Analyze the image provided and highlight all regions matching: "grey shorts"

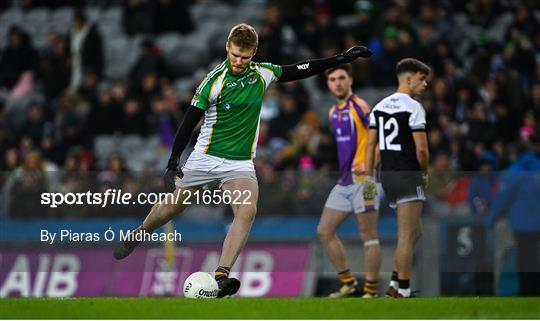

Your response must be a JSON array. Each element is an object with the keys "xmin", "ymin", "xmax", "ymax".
[
  {"xmin": 324, "ymin": 183, "xmax": 382, "ymax": 214},
  {"xmin": 175, "ymin": 150, "xmax": 257, "ymax": 189}
]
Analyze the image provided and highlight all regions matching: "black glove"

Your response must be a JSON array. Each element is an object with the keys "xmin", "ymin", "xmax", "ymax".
[
  {"xmin": 163, "ymin": 157, "xmax": 182, "ymax": 193},
  {"xmin": 336, "ymin": 46, "xmax": 373, "ymax": 63}
]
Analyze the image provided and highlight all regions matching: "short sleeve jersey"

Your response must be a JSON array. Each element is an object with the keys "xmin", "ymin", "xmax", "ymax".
[
  {"xmin": 328, "ymin": 94, "xmax": 371, "ymax": 185},
  {"xmin": 369, "ymin": 92, "xmax": 426, "ymax": 171},
  {"xmin": 191, "ymin": 60, "xmax": 282, "ymax": 160}
]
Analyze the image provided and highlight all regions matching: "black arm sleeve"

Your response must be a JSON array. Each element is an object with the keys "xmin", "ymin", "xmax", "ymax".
[
  {"xmin": 277, "ymin": 54, "xmax": 350, "ymax": 83},
  {"xmin": 169, "ymin": 105, "xmax": 205, "ymax": 159}
]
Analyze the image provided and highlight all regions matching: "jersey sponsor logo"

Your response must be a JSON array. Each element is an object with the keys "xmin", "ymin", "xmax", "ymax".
[
  {"xmin": 296, "ymin": 63, "xmax": 310, "ymax": 70},
  {"xmin": 383, "ymin": 103, "xmax": 401, "ymax": 109},
  {"xmin": 336, "ymin": 136, "xmax": 351, "ymax": 142}
]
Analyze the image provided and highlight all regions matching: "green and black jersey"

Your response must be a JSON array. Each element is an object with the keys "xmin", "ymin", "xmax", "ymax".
[{"xmin": 191, "ymin": 60, "xmax": 282, "ymax": 160}]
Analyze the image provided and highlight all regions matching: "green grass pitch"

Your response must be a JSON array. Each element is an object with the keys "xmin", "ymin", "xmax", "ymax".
[{"xmin": 1, "ymin": 297, "xmax": 539, "ymax": 319}]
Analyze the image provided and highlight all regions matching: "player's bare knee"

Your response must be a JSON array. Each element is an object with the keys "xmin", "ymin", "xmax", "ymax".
[
  {"xmin": 317, "ymin": 225, "xmax": 334, "ymax": 242},
  {"xmin": 399, "ymin": 227, "xmax": 422, "ymax": 244},
  {"xmin": 237, "ymin": 203, "xmax": 257, "ymax": 223}
]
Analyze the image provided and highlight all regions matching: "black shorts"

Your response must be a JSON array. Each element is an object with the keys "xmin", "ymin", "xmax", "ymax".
[{"xmin": 380, "ymin": 171, "xmax": 426, "ymax": 208}]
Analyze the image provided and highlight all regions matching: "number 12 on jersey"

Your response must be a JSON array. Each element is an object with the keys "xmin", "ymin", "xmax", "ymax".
[{"xmin": 378, "ymin": 117, "xmax": 402, "ymax": 151}]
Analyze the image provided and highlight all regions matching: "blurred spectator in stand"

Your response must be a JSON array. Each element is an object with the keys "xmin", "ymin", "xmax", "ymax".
[
  {"xmin": 84, "ymin": 84, "xmax": 123, "ymax": 139},
  {"xmin": 0, "ymin": 26, "xmax": 39, "ymax": 90},
  {"xmin": 257, "ymin": 2, "xmax": 298, "ymax": 64},
  {"xmin": 503, "ymin": 30, "xmax": 535, "ymax": 94},
  {"xmin": 487, "ymin": 149, "xmax": 540, "ymax": 296},
  {"xmin": 129, "ymin": 40, "xmax": 169, "ymax": 88},
  {"xmin": 302, "ymin": 6, "xmax": 343, "ymax": 57},
  {"xmin": 519, "ymin": 111, "xmax": 536, "ymax": 144},
  {"xmin": 2, "ymin": 148, "xmax": 19, "ymax": 172},
  {"xmin": 19, "ymin": 102, "xmax": 47, "ymax": 146},
  {"xmin": 121, "ymin": 97, "xmax": 147, "ymax": 136},
  {"xmin": 268, "ymin": 94, "xmax": 302, "ymax": 147},
  {"xmin": 39, "ymin": 32, "xmax": 71, "ymax": 101},
  {"xmin": 78, "ymin": 69, "xmax": 99, "ymax": 107},
  {"xmin": 454, "ymin": 83, "xmax": 475, "ymax": 124},
  {"xmin": 138, "ymin": 72, "xmax": 161, "ymax": 113},
  {"xmin": 466, "ymin": 103, "xmax": 496, "ymax": 148},
  {"xmin": 527, "ymin": 81, "xmax": 540, "ymax": 123},
  {"xmin": 53, "ymin": 91, "xmax": 89, "ymax": 161},
  {"xmin": 468, "ymin": 151, "xmax": 499, "ymax": 217},
  {"xmin": 370, "ymin": 27, "xmax": 404, "ymax": 86},
  {"xmin": 97, "ymin": 153, "xmax": 129, "ymax": 190},
  {"xmin": 426, "ymin": 152, "xmax": 457, "ymax": 216},
  {"xmin": 467, "ymin": 0, "xmax": 503, "ymax": 28},
  {"xmin": 493, "ymin": 101, "xmax": 517, "ymax": 143},
  {"xmin": 278, "ymin": 81, "xmax": 310, "ymax": 115},
  {"xmin": 154, "ymin": 0, "xmax": 193, "ymax": 35},
  {"xmin": 2, "ymin": 150, "xmax": 57, "ymax": 218},
  {"xmin": 255, "ymin": 159, "xmax": 293, "ymax": 216},
  {"xmin": 470, "ymin": 36, "xmax": 498, "ymax": 85},
  {"xmin": 97, "ymin": 153, "xmax": 131, "ymax": 217},
  {"xmin": 428, "ymin": 127, "xmax": 450, "ymax": 156},
  {"xmin": 123, "ymin": 0, "xmax": 155, "ymax": 36},
  {"xmin": 350, "ymin": 0, "xmax": 375, "ymax": 45},
  {"xmin": 260, "ymin": 86, "xmax": 280, "ymax": 121},
  {"xmin": 68, "ymin": 10, "xmax": 104, "ymax": 90},
  {"xmin": 147, "ymin": 95, "xmax": 176, "ymax": 146}
]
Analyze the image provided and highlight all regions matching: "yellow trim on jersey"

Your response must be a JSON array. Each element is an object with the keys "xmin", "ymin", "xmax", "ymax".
[
  {"xmin": 250, "ymin": 71, "xmax": 267, "ymax": 156},
  {"xmin": 254, "ymin": 69, "xmax": 267, "ymax": 92},
  {"xmin": 349, "ymin": 99, "xmax": 370, "ymax": 183},
  {"xmin": 204, "ymin": 70, "xmax": 227, "ymax": 153},
  {"xmin": 351, "ymin": 95, "xmax": 371, "ymax": 115}
]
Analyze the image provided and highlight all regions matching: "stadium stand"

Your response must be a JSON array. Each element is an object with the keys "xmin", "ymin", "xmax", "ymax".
[{"xmin": 0, "ymin": 0, "xmax": 539, "ymax": 221}]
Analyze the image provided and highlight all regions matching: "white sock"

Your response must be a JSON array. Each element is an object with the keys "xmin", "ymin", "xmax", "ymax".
[
  {"xmin": 398, "ymin": 287, "xmax": 411, "ymax": 297},
  {"xmin": 390, "ymin": 280, "xmax": 398, "ymax": 289}
]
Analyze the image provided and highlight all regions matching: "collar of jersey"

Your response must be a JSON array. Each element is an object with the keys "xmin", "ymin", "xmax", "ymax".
[{"xmin": 335, "ymin": 93, "xmax": 355, "ymax": 110}]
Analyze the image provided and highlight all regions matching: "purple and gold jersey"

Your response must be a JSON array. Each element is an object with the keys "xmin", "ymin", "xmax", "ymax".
[{"xmin": 329, "ymin": 94, "xmax": 371, "ymax": 186}]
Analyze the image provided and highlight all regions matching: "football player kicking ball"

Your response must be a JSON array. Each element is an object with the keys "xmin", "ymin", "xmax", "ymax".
[
  {"xmin": 364, "ymin": 58, "xmax": 430, "ymax": 298},
  {"xmin": 113, "ymin": 23, "xmax": 372, "ymax": 298},
  {"xmin": 317, "ymin": 64, "xmax": 381, "ymax": 298}
]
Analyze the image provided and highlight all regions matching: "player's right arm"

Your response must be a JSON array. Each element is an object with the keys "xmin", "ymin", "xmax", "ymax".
[
  {"xmin": 163, "ymin": 76, "xmax": 213, "ymax": 192},
  {"xmin": 163, "ymin": 106, "xmax": 205, "ymax": 192}
]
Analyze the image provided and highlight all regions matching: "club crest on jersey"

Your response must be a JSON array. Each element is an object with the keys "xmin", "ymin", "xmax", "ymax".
[
  {"xmin": 247, "ymin": 74, "xmax": 258, "ymax": 84},
  {"xmin": 223, "ymin": 103, "xmax": 231, "ymax": 110}
]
